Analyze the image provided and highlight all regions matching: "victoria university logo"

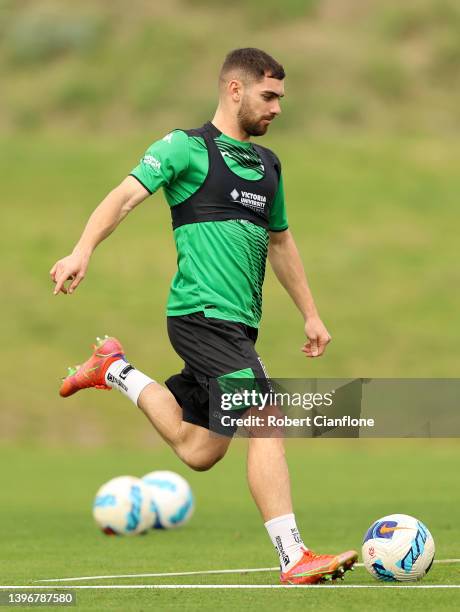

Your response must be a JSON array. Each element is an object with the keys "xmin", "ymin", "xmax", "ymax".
[{"xmin": 230, "ymin": 188, "xmax": 266, "ymax": 212}]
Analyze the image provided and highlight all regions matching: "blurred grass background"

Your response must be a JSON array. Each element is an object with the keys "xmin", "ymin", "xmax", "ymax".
[{"xmin": 1, "ymin": 0, "xmax": 459, "ymax": 447}]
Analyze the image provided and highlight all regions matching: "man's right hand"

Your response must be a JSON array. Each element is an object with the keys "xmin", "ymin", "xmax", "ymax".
[{"xmin": 50, "ymin": 251, "xmax": 90, "ymax": 295}]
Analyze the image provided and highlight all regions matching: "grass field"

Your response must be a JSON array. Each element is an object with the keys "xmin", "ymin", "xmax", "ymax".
[
  {"xmin": 1, "ymin": 441, "xmax": 459, "ymax": 610},
  {"xmin": 2, "ymin": 3, "xmax": 460, "ymax": 611}
]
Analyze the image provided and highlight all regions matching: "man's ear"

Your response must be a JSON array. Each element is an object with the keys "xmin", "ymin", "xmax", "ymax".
[{"xmin": 228, "ymin": 79, "xmax": 243, "ymax": 102}]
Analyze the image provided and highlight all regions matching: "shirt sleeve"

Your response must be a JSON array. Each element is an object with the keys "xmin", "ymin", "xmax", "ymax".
[
  {"xmin": 268, "ymin": 172, "xmax": 289, "ymax": 231},
  {"xmin": 129, "ymin": 130, "xmax": 190, "ymax": 195}
]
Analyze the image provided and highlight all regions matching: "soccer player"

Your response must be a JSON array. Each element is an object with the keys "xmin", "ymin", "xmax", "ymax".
[{"xmin": 50, "ymin": 48, "xmax": 357, "ymax": 584}]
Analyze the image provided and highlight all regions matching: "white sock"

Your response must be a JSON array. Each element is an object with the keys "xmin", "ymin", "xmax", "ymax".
[
  {"xmin": 105, "ymin": 359, "xmax": 155, "ymax": 406},
  {"xmin": 264, "ymin": 513, "xmax": 307, "ymax": 571}
]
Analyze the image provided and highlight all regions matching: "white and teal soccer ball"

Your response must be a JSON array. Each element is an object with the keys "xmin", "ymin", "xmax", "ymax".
[
  {"xmin": 362, "ymin": 513, "xmax": 435, "ymax": 581},
  {"xmin": 93, "ymin": 476, "xmax": 157, "ymax": 536},
  {"xmin": 142, "ymin": 470, "xmax": 194, "ymax": 529}
]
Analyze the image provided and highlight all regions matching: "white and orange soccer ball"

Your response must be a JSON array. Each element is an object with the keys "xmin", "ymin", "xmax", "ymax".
[
  {"xmin": 362, "ymin": 513, "xmax": 435, "ymax": 581},
  {"xmin": 92, "ymin": 476, "xmax": 157, "ymax": 536}
]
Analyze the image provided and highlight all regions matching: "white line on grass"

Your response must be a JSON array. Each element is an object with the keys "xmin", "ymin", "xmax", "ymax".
[
  {"xmin": 35, "ymin": 559, "xmax": 460, "ymax": 583},
  {"xmin": 35, "ymin": 568, "xmax": 280, "ymax": 583},
  {"xmin": 2, "ymin": 585, "xmax": 460, "ymax": 590}
]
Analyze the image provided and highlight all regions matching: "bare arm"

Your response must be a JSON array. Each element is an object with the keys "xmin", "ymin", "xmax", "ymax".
[
  {"xmin": 268, "ymin": 229, "xmax": 331, "ymax": 358},
  {"xmin": 50, "ymin": 176, "xmax": 150, "ymax": 295}
]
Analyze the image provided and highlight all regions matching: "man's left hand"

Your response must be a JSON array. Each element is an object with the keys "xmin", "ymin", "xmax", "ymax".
[{"xmin": 302, "ymin": 317, "xmax": 332, "ymax": 358}]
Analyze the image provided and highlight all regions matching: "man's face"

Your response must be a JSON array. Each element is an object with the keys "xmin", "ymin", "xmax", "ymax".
[{"xmin": 237, "ymin": 74, "xmax": 284, "ymax": 137}]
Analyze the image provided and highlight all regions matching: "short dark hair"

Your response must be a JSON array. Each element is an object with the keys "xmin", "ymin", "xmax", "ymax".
[{"xmin": 220, "ymin": 48, "xmax": 285, "ymax": 83}]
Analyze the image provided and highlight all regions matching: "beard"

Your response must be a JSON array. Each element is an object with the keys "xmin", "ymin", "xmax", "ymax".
[{"xmin": 237, "ymin": 97, "xmax": 272, "ymax": 137}]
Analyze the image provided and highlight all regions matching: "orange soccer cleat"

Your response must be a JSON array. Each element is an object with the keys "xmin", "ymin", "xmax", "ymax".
[
  {"xmin": 59, "ymin": 335, "xmax": 125, "ymax": 398},
  {"xmin": 280, "ymin": 548, "xmax": 358, "ymax": 585}
]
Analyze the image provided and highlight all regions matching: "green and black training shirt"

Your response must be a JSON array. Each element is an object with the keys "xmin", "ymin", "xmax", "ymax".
[{"xmin": 130, "ymin": 122, "xmax": 288, "ymax": 328}]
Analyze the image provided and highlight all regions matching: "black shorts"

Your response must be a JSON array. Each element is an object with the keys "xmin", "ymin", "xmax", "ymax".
[{"xmin": 165, "ymin": 312, "xmax": 269, "ymax": 436}]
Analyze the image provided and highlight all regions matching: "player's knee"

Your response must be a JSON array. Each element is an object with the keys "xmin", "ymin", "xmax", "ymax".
[
  {"xmin": 187, "ymin": 458, "xmax": 213, "ymax": 472},
  {"xmin": 181, "ymin": 448, "xmax": 226, "ymax": 472}
]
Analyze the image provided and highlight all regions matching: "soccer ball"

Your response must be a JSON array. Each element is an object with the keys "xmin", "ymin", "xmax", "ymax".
[
  {"xmin": 93, "ymin": 476, "xmax": 157, "ymax": 536},
  {"xmin": 362, "ymin": 513, "xmax": 435, "ymax": 581},
  {"xmin": 142, "ymin": 470, "xmax": 194, "ymax": 529}
]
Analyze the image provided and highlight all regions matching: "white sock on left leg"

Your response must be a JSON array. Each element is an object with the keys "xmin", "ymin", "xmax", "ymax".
[{"xmin": 264, "ymin": 513, "xmax": 307, "ymax": 571}]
